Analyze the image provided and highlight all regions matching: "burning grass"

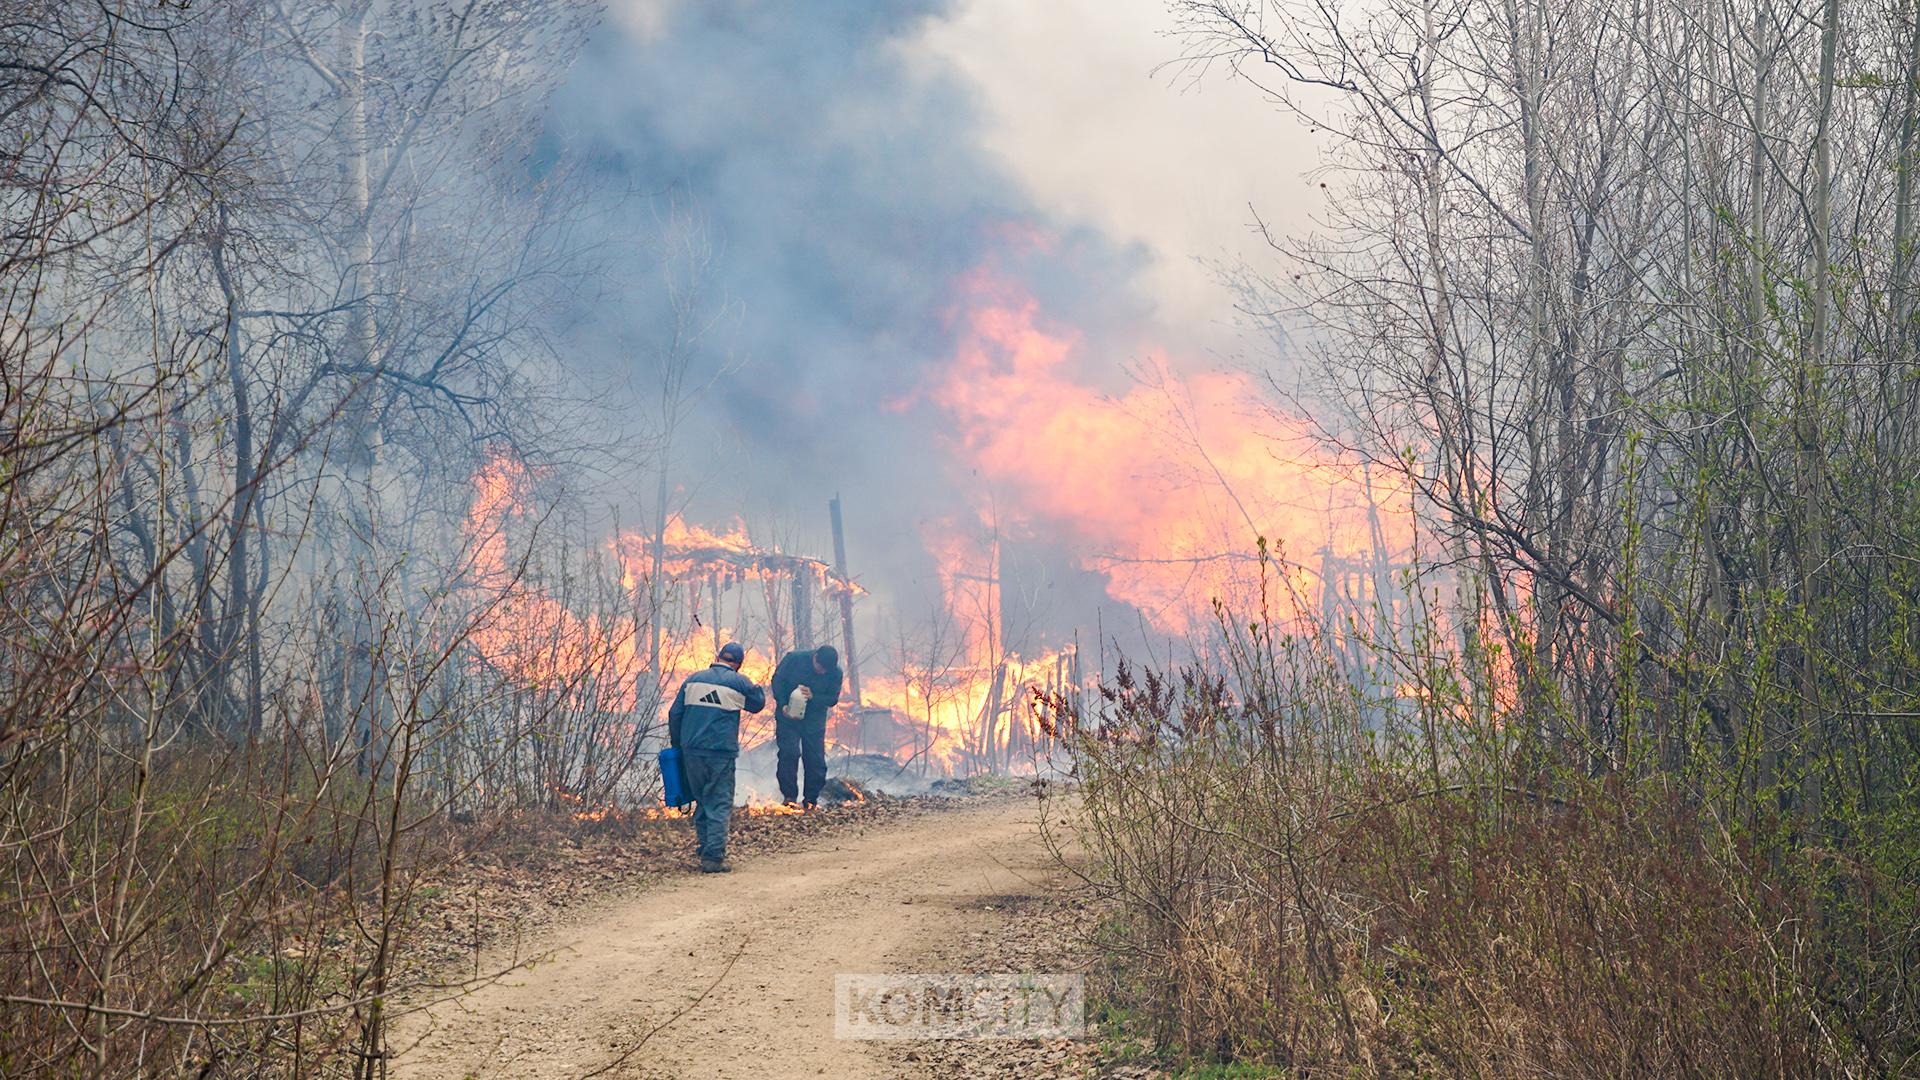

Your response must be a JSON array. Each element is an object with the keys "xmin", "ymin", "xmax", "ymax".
[
  {"xmin": 463, "ymin": 449, "xmax": 1080, "ymax": 779},
  {"xmin": 552, "ymin": 779, "xmax": 868, "ymax": 826}
]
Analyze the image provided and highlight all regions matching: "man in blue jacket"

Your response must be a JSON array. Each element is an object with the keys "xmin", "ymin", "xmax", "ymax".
[
  {"xmin": 666, "ymin": 641, "xmax": 766, "ymax": 872},
  {"xmin": 770, "ymin": 644, "xmax": 843, "ymax": 810}
]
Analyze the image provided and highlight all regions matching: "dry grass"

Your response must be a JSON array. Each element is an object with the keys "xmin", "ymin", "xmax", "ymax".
[{"xmin": 1052, "ymin": 658, "xmax": 1895, "ymax": 1077}]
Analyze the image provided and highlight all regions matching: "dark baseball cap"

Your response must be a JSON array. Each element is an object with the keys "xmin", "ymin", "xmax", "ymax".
[
  {"xmin": 717, "ymin": 641, "xmax": 746, "ymax": 666},
  {"xmin": 813, "ymin": 644, "xmax": 838, "ymax": 668}
]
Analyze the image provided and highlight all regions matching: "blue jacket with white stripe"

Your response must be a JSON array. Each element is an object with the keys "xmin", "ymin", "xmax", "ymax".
[{"xmin": 667, "ymin": 663, "xmax": 767, "ymax": 754}]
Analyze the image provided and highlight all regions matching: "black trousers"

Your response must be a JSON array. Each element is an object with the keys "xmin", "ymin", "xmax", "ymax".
[
  {"xmin": 680, "ymin": 749, "xmax": 736, "ymax": 861},
  {"xmin": 775, "ymin": 714, "xmax": 827, "ymax": 804}
]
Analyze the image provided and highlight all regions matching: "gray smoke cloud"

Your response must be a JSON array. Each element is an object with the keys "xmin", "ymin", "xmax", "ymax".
[{"xmin": 543, "ymin": 0, "xmax": 1176, "ymax": 655}]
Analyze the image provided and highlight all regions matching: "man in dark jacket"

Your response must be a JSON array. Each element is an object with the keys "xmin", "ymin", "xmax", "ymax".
[
  {"xmin": 769, "ymin": 644, "xmax": 843, "ymax": 809},
  {"xmin": 666, "ymin": 641, "xmax": 766, "ymax": 872}
]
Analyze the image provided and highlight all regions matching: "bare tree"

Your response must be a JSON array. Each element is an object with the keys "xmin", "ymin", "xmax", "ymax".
[
  {"xmin": 1175, "ymin": 0, "xmax": 1920, "ymax": 1057},
  {"xmin": 0, "ymin": 3, "xmax": 623, "ymax": 1074}
]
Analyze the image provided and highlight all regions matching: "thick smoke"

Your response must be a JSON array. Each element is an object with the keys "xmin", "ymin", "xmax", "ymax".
[{"xmin": 546, "ymin": 0, "xmax": 1173, "ymax": 654}]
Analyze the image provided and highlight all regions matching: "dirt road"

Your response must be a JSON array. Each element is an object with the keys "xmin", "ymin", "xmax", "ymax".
[{"xmin": 390, "ymin": 796, "xmax": 1064, "ymax": 1079}]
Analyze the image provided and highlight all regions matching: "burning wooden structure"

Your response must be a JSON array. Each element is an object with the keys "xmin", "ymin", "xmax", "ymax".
[
  {"xmin": 463, "ymin": 444, "xmax": 1408, "ymax": 789},
  {"xmin": 505, "ymin": 483, "xmax": 1079, "ymax": 779}
]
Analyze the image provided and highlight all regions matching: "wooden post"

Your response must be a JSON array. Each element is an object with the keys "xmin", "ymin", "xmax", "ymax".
[
  {"xmin": 829, "ymin": 496, "xmax": 863, "ymax": 707},
  {"xmin": 978, "ymin": 663, "xmax": 1006, "ymax": 774},
  {"xmin": 1070, "ymin": 640, "xmax": 1083, "ymax": 736},
  {"xmin": 792, "ymin": 565, "xmax": 813, "ymax": 650}
]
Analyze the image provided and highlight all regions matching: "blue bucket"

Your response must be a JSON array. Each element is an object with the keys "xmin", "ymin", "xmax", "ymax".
[{"xmin": 659, "ymin": 747, "xmax": 689, "ymax": 807}]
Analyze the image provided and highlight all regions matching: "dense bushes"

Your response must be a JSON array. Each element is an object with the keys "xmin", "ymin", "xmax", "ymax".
[{"xmin": 1054, "ymin": 631, "xmax": 1919, "ymax": 1076}]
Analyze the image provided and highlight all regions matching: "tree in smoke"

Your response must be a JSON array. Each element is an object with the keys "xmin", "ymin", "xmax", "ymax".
[
  {"xmin": 0, "ymin": 1, "xmax": 630, "ymax": 1073},
  {"xmin": 207, "ymin": 0, "xmax": 605, "ymax": 749},
  {"xmin": 1175, "ymin": 0, "xmax": 1920, "ymax": 1058}
]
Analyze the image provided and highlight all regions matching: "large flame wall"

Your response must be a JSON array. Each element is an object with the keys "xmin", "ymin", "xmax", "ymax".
[{"xmin": 921, "ymin": 262, "xmax": 1411, "ymax": 633}]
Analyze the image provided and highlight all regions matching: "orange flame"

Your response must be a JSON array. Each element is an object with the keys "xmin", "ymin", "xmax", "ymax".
[
  {"xmin": 920, "ymin": 264, "xmax": 1413, "ymax": 635},
  {"xmin": 574, "ymin": 800, "xmax": 819, "ymax": 823},
  {"xmin": 459, "ymin": 248, "xmax": 1424, "ymax": 778},
  {"xmin": 465, "ymin": 451, "xmax": 643, "ymax": 711},
  {"xmin": 609, "ymin": 515, "xmax": 865, "ymax": 598}
]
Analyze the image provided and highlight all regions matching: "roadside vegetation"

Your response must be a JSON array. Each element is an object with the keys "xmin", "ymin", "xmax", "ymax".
[
  {"xmin": 0, "ymin": 3, "xmax": 661, "ymax": 1075},
  {"xmin": 1056, "ymin": 598, "xmax": 1916, "ymax": 1074},
  {"xmin": 1053, "ymin": 0, "xmax": 1920, "ymax": 1073}
]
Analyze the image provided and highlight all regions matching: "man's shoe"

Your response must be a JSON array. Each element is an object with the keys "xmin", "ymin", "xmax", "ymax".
[
  {"xmin": 699, "ymin": 858, "xmax": 733, "ymax": 873},
  {"xmin": 782, "ymin": 799, "xmax": 799, "ymax": 809},
  {"xmin": 801, "ymin": 800, "xmax": 817, "ymax": 812}
]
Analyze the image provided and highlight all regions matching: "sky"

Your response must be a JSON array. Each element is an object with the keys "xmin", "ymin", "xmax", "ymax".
[
  {"xmin": 544, "ymin": 0, "xmax": 1326, "ymax": 653},
  {"xmin": 908, "ymin": 0, "xmax": 1319, "ymax": 349}
]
